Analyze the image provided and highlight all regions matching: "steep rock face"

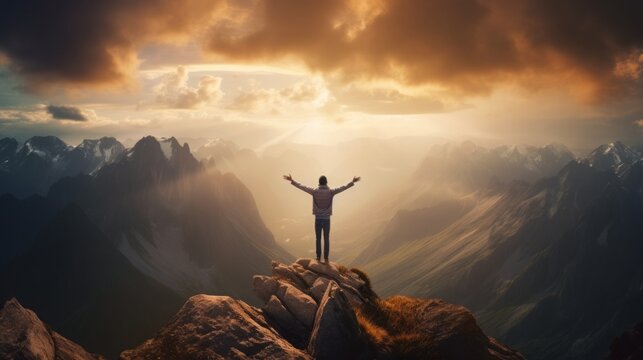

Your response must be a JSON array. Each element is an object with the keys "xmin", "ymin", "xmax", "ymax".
[
  {"xmin": 122, "ymin": 259, "xmax": 523, "ymax": 360},
  {"xmin": 307, "ymin": 282, "xmax": 371, "ymax": 360},
  {"xmin": 0, "ymin": 298, "xmax": 103, "ymax": 360},
  {"xmin": 120, "ymin": 295, "xmax": 310, "ymax": 360}
]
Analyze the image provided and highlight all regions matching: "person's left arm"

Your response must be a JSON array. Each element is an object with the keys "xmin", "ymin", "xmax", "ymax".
[{"xmin": 332, "ymin": 176, "xmax": 360, "ymax": 195}]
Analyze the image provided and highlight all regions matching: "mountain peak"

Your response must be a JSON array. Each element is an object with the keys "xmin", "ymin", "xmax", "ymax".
[
  {"xmin": 76, "ymin": 137, "xmax": 125, "ymax": 164},
  {"xmin": 19, "ymin": 136, "xmax": 70, "ymax": 159},
  {"xmin": 586, "ymin": 141, "xmax": 641, "ymax": 174},
  {"xmin": 127, "ymin": 136, "xmax": 194, "ymax": 162}
]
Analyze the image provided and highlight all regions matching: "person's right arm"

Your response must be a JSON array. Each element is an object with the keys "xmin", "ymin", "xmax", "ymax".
[{"xmin": 283, "ymin": 174, "xmax": 314, "ymax": 194}]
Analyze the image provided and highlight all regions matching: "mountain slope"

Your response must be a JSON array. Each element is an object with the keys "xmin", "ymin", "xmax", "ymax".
[
  {"xmin": 48, "ymin": 136, "xmax": 293, "ymax": 300},
  {"xmin": 0, "ymin": 205, "xmax": 183, "ymax": 358},
  {"xmin": 0, "ymin": 135, "xmax": 294, "ymax": 356},
  {"xmin": 358, "ymin": 142, "xmax": 643, "ymax": 359}
]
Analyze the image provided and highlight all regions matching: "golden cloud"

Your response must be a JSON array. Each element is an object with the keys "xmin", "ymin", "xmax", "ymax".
[{"xmin": 206, "ymin": 0, "xmax": 643, "ymax": 102}]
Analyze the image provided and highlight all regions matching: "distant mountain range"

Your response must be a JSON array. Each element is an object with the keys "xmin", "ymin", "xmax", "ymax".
[
  {"xmin": 346, "ymin": 142, "xmax": 576, "ymax": 265},
  {"xmin": 356, "ymin": 141, "xmax": 643, "ymax": 359},
  {"xmin": 0, "ymin": 136, "xmax": 124, "ymax": 197},
  {"xmin": 0, "ymin": 135, "xmax": 292, "ymax": 357}
]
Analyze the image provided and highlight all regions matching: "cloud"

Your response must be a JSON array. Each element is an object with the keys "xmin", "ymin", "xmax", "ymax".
[
  {"xmin": 0, "ymin": 0, "xmax": 223, "ymax": 89},
  {"xmin": 1, "ymin": 0, "xmax": 641, "ymax": 105},
  {"xmin": 228, "ymin": 79, "xmax": 330, "ymax": 113},
  {"xmin": 207, "ymin": 0, "xmax": 643, "ymax": 102},
  {"xmin": 154, "ymin": 66, "xmax": 224, "ymax": 108},
  {"xmin": 0, "ymin": 107, "xmax": 50, "ymax": 124},
  {"xmin": 46, "ymin": 105, "xmax": 89, "ymax": 121}
]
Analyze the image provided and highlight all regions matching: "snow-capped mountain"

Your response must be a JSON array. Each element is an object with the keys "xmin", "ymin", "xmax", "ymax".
[
  {"xmin": 14, "ymin": 135, "xmax": 71, "ymax": 161},
  {"xmin": 0, "ymin": 135, "xmax": 125, "ymax": 196},
  {"xmin": 584, "ymin": 141, "xmax": 642, "ymax": 176},
  {"xmin": 69, "ymin": 137, "xmax": 125, "ymax": 174}
]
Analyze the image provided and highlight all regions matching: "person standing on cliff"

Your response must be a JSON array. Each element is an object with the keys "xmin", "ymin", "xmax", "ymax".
[{"xmin": 283, "ymin": 174, "xmax": 360, "ymax": 263}]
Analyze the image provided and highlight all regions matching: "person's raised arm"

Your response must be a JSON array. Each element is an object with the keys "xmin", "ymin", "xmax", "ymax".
[
  {"xmin": 283, "ymin": 174, "xmax": 315, "ymax": 194},
  {"xmin": 332, "ymin": 176, "xmax": 360, "ymax": 195}
]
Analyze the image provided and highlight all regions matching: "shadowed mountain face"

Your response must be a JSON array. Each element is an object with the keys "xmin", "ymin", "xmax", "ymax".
[
  {"xmin": 47, "ymin": 136, "xmax": 292, "ymax": 299},
  {"xmin": 0, "ymin": 135, "xmax": 293, "ymax": 357},
  {"xmin": 357, "ymin": 142, "xmax": 643, "ymax": 360},
  {"xmin": 0, "ymin": 205, "xmax": 183, "ymax": 358},
  {"xmin": 0, "ymin": 136, "xmax": 125, "ymax": 197}
]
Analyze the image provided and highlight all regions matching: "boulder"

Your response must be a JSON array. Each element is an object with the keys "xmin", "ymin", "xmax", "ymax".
[
  {"xmin": 307, "ymin": 282, "xmax": 371, "ymax": 360},
  {"xmin": 295, "ymin": 258, "xmax": 312, "ymax": 269},
  {"xmin": 334, "ymin": 284, "xmax": 366, "ymax": 308},
  {"xmin": 120, "ymin": 295, "xmax": 310, "ymax": 360},
  {"xmin": 292, "ymin": 266, "xmax": 319, "ymax": 288},
  {"xmin": 364, "ymin": 296, "xmax": 525, "ymax": 359},
  {"xmin": 275, "ymin": 283, "xmax": 318, "ymax": 329},
  {"xmin": 0, "ymin": 298, "xmax": 102, "ymax": 360},
  {"xmin": 253, "ymin": 275, "xmax": 280, "ymax": 302},
  {"xmin": 309, "ymin": 277, "xmax": 332, "ymax": 303},
  {"xmin": 305, "ymin": 260, "xmax": 365, "ymax": 290},
  {"xmin": 271, "ymin": 261, "xmax": 309, "ymax": 292},
  {"xmin": 263, "ymin": 295, "xmax": 308, "ymax": 348}
]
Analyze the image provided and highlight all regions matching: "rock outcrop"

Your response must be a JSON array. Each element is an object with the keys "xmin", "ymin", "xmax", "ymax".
[
  {"xmin": 121, "ymin": 259, "xmax": 524, "ymax": 360},
  {"xmin": 120, "ymin": 295, "xmax": 309, "ymax": 360},
  {"xmin": 0, "ymin": 298, "xmax": 103, "ymax": 360}
]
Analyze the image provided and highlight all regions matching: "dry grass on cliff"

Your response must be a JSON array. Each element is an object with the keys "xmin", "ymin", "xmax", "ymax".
[{"xmin": 355, "ymin": 297, "xmax": 445, "ymax": 359}]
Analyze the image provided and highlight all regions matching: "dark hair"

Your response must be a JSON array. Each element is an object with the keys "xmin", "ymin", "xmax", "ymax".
[{"xmin": 319, "ymin": 175, "xmax": 327, "ymax": 185}]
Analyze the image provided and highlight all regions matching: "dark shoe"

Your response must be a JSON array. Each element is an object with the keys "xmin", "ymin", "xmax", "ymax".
[
  {"xmin": 323, "ymin": 258, "xmax": 329, "ymax": 264},
  {"xmin": 316, "ymin": 257, "xmax": 320, "ymax": 261}
]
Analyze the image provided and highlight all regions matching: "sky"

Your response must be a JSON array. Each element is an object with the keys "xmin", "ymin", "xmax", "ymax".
[{"xmin": 0, "ymin": 0, "xmax": 642, "ymax": 151}]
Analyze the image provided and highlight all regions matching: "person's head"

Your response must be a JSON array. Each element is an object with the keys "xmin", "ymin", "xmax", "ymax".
[{"xmin": 319, "ymin": 175, "xmax": 327, "ymax": 186}]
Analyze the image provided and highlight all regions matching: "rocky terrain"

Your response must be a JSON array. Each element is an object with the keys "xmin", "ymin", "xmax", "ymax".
[
  {"xmin": 0, "ymin": 298, "xmax": 104, "ymax": 360},
  {"xmin": 121, "ymin": 259, "xmax": 524, "ymax": 359}
]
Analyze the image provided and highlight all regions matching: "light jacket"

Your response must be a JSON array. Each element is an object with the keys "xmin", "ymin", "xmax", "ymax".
[{"xmin": 291, "ymin": 180, "xmax": 354, "ymax": 219}]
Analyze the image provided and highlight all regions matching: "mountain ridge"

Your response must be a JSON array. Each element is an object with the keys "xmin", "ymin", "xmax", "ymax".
[{"xmin": 355, "ymin": 141, "xmax": 643, "ymax": 359}]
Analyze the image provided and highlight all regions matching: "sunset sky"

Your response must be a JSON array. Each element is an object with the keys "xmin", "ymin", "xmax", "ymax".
[{"xmin": 1, "ymin": 0, "xmax": 642, "ymax": 151}]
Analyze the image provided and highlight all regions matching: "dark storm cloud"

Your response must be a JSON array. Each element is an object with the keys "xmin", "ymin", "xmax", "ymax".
[
  {"xmin": 0, "ymin": 0, "xmax": 223, "ymax": 89},
  {"xmin": 46, "ymin": 105, "xmax": 88, "ymax": 122},
  {"xmin": 207, "ymin": 0, "xmax": 643, "ymax": 100},
  {"xmin": 0, "ymin": 0, "xmax": 641, "ymax": 102}
]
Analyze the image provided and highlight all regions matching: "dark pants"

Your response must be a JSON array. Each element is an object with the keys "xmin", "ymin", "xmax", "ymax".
[{"xmin": 315, "ymin": 218, "xmax": 331, "ymax": 260}]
